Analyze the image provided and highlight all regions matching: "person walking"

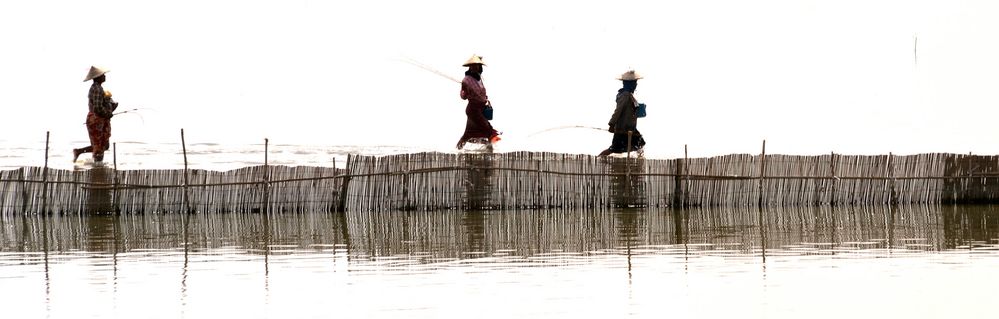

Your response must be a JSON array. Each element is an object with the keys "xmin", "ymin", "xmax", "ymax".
[
  {"xmin": 456, "ymin": 55, "xmax": 500, "ymax": 151},
  {"xmin": 599, "ymin": 70, "xmax": 646, "ymax": 156},
  {"xmin": 73, "ymin": 66, "xmax": 118, "ymax": 162}
]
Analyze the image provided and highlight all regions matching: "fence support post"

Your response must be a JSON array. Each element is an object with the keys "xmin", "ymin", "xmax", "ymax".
[
  {"xmin": 887, "ymin": 152, "xmax": 895, "ymax": 205},
  {"xmin": 830, "ymin": 151, "xmax": 837, "ymax": 207},
  {"xmin": 264, "ymin": 138, "xmax": 270, "ymax": 214},
  {"xmin": 181, "ymin": 129, "xmax": 189, "ymax": 213},
  {"xmin": 758, "ymin": 140, "xmax": 767, "ymax": 207},
  {"xmin": 335, "ymin": 154, "xmax": 352, "ymax": 212},
  {"xmin": 672, "ymin": 144, "xmax": 686, "ymax": 207},
  {"xmin": 112, "ymin": 142, "xmax": 119, "ymax": 213},
  {"xmin": 41, "ymin": 131, "xmax": 50, "ymax": 214}
]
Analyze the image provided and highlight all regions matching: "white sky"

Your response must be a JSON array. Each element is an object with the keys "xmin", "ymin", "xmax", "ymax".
[{"xmin": 2, "ymin": 0, "xmax": 998, "ymax": 158}]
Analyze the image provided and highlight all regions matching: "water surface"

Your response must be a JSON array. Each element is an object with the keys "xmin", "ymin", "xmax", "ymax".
[{"xmin": 2, "ymin": 205, "xmax": 998, "ymax": 318}]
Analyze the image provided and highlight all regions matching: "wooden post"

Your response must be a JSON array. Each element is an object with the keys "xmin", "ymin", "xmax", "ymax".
[
  {"xmin": 401, "ymin": 154, "xmax": 410, "ymax": 210},
  {"xmin": 684, "ymin": 144, "xmax": 689, "ymax": 207},
  {"xmin": 535, "ymin": 156, "xmax": 543, "ymax": 208},
  {"xmin": 626, "ymin": 131, "xmax": 633, "ymax": 200},
  {"xmin": 41, "ymin": 131, "xmax": 50, "ymax": 214},
  {"xmin": 758, "ymin": 140, "xmax": 767, "ymax": 207},
  {"xmin": 263, "ymin": 138, "xmax": 270, "ymax": 214},
  {"xmin": 112, "ymin": 142, "xmax": 118, "ymax": 213},
  {"xmin": 20, "ymin": 168, "xmax": 27, "ymax": 214},
  {"xmin": 887, "ymin": 152, "xmax": 894, "ymax": 205},
  {"xmin": 336, "ymin": 154, "xmax": 352, "ymax": 212},
  {"xmin": 672, "ymin": 144, "xmax": 685, "ymax": 207},
  {"xmin": 626, "ymin": 131, "xmax": 633, "ymax": 160},
  {"xmin": 830, "ymin": 151, "xmax": 837, "ymax": 207},
  {"xmin": 181, "ymin": 129, "xmax": 189, "ymax": 213}
]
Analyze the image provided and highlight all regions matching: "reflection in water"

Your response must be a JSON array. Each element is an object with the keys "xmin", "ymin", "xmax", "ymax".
[
  {"xmin": 609, "ymin": 157, "xmax": 646, "ymax": 207},
  {"xmin": 2, "ymin": 205, "xmax": 999, "ymax": 318},
  {"xmin": 4, "ymin": 205, "xmax": 999, "ymax": 259},
  {"xmin": 463, "ymin": 154, "xmax": 494, "ymax": 210}
]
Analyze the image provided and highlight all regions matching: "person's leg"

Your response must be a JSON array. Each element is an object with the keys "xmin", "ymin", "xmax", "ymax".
[{"xmin": 73, "ymin": 146, "xmax": 93, "ymax": 161}]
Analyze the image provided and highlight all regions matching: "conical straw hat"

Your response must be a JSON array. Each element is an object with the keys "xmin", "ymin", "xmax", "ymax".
[
  {"xmin": 84, "ymin": 66, "xmax": 109, "ymax": 82},
  {"xmin": 616, "ymin": 70, "xmax": 643, "ymax": 81},
  {"xmin": 462, "ymin": 55, "xmax": 485, "ymax": 66}
]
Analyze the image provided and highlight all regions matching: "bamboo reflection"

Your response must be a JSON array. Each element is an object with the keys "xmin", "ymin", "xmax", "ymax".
[
  {"xmin": 463, "ymin": 154, "xmax": 494, "ymax": 210},
  {"xmin": 941, "ymin": 205, "xmax": 999, "ymax": 248},
  {"xmin": 614, "ymin": 208, "xmax": 643, "ymax": 278},
  {"xmin": 3, "ymin": 205, "xmax": 998, "ymax": 260},
  {"xmin": 609, "ymin": 157, "xmax": 646, "ymax": 208},
  {"xmin": 85, "ymin": 167, "xmax": 114, "ymax": 213}
]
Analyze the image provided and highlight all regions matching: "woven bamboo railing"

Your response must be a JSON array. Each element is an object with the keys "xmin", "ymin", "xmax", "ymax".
[{"xmin": 2, "ymin": 150, "xmax": 999, "ymax": 214}]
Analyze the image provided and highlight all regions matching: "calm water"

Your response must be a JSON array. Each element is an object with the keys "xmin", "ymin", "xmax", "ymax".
[
  {"xmin": 0, "ymin": 139, "xmax": 432, "ymax": 171},
  {"xmin": 2, "ymin": 205, "xmax": 998, "ymax": 318}
]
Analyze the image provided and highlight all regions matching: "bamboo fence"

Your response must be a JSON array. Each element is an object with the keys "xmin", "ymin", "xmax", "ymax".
[
  {"xmin": 6, "ymin": 204, "xmax": 995, "ymax": 256},
  {"xmin": 3, "ymin": 138, "xmax": 999, "ymax": 214}
]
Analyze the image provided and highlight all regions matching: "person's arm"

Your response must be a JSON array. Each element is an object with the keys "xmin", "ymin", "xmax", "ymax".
[
  {"xmin": 460, "ymin": 78, "xmax": 469, "ymax": 100},
  {"xmin": 99, "ymin": 89, "xmax": 117, "ymax": 117},
  {"xmin": 608, "ymin": 95, "xmax": 626, "ymax": 132},
  {"xmin": 461, "ymin": 77, "xmax": 488, "ymax": 104}
]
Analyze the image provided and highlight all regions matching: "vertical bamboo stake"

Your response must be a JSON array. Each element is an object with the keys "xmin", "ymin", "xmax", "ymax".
[
  {"xmin": 112, "ymin": 142, "xmax": 118, "ymax": 213},
  {"xmin": 263, "ymin": 138, "xmax": 269, "ymax": 214},
  {"xmin": 830, "ymin": 151, "xmax": 837, "ymax": 207},
  {"xmin": 336, "ymin": 154, "xmax": 352, "ymax": 212},
  {"xmin": 758, "ymin": 140, "xmax": 767, "ymax": 207},
  {"xmin": 887, "ymin": 152, "xmax": 894, "ymax": 205},
  {"xmin": 42, "ymin": 131, "xmax": 50, "ymax": 214},
  {"xmin": 626, "ymin": 131, "xmax": 633, "ymax": 159},
  {"xmin": 181, "ymin": 129, "xmax": 189, "ymax": 213},
  {"xmin": 684, "ymin": 144, "xmax": 689, "ymax": 207},
  {"xmin": 402, "ymin": 154, "xmax": 410, "ymax": 210}
]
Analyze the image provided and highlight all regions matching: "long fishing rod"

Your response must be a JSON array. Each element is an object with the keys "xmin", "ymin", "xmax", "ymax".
[
  {"xmin": 113, "ymin": 108, "xmax": 146, "ymax": 124},
  {"xmin": 527, "ymin": 125, "xmax": 607, "ymax": 137},
  {"xmin": 82, "ymin": 107, "xmax": 151, "ymax": 124},
  {"xmin": 399, "ymin": 57, "xmax": 462, "ymax": 83}
]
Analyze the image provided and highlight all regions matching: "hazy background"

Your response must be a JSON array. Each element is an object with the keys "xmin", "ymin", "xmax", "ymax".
[{"xmin": 2, "ymin": 0, "xmax": 998, "ymax": 160}]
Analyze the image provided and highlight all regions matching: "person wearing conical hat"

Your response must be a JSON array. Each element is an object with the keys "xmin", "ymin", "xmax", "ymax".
[
  {"xmin": 456, "ymin": 54, "xmax": 500, "ymax": 151},
  {"xmin": 598, "ymin": 70, "xmax": 647, "ymax": 156},
  {"xmin": 73, "ymin": 66, "xmax": 119, "ymax": 162}
]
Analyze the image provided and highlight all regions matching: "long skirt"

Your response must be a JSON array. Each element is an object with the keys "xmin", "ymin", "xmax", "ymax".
[
  {"xmin": 606, "ymin": 131, "xmax": 645, "ymax": 153},
  {"xmin": 85, "ymin": 112, "xmax": 112, "ymax": 155},
  {"xmin": 458, "ymin": 101, "xmax": 497, "ymax": 143}
]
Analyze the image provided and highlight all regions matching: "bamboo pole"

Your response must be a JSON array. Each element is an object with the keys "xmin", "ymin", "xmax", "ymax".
[
  {"xmin": 830, "ymin": 151, "xmax": 837, "ymax": 207},
  {"xmin": 685, "ymin": 145, "xmax": 689, "ymax": 206},
  {"xmin": 41, "ymin": 132, "xmax": 50, "ymax": 214},
  {"xmin": 112, "ymin": 142, "xmax": 118, "ymax": 213},
  {"xmin": 758, "ymin": 140, "xmax": 767, "ymax": 207},
  {"xmin": 336, "ymin": 154, "xmax": 352, "ymax": 212},
  {"xmin": 263, "ymin": 138, "xmax": 269, "ymax": 214},
  {"xmin": 887, "ymin": 152, "xmax": 895, "ymax": 205},
  {"xmin": 181, "ymin": 129, "xmax": 189, "ymax": 213}
]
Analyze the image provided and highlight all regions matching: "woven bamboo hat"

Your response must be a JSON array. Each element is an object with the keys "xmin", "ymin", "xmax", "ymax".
[
  {"xmin": 84, "ymin": 66, "xmax": 109, "ymax": 82},
  {"xmin": 617, "ymin": 70, "xmax": 643, "ymax": 81},
  {"xmin": 462, "ymin": 55, "xmax": 485, "ymax": 67}
]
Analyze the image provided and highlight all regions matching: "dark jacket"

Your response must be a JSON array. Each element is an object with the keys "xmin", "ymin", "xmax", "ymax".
[{"xmin": 608, "ymin": 90, "xmax": 638, "ymax": 134}]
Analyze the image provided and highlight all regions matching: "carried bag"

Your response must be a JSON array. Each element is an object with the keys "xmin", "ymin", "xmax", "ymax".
[
  {"xmin": 483, "ymin": 105, "xmax": 494, "ymax": 120},
  {"xmin": 636, "ymin": 103, "xmax": 647, "ymax": 118}
]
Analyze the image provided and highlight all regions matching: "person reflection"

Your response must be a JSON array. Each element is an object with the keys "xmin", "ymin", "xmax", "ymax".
[
  {"xmin": 941, "ymin": 205, "xmax": 999, "ymax": 249},
  {"xmin": 614, "ymin": 208, "xmax": 643, "ymax": 277},
  {"xmin": 85, "ymin": 214, "xmax": 120, "ymax": 253},
  {"xmin": 462, "ymin": 210, "xmax": 487, "ymax": 254},
  {"xmin": 463, "ymin": 154, "xmax": 494, "ymax": 210},
  {"xmin": 85, "ymin": 167, "xmax": 115, "ymax": 213},
  {"xmin": 608, "ymin": 157, "xmax": 646, "ymax": 208}
]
